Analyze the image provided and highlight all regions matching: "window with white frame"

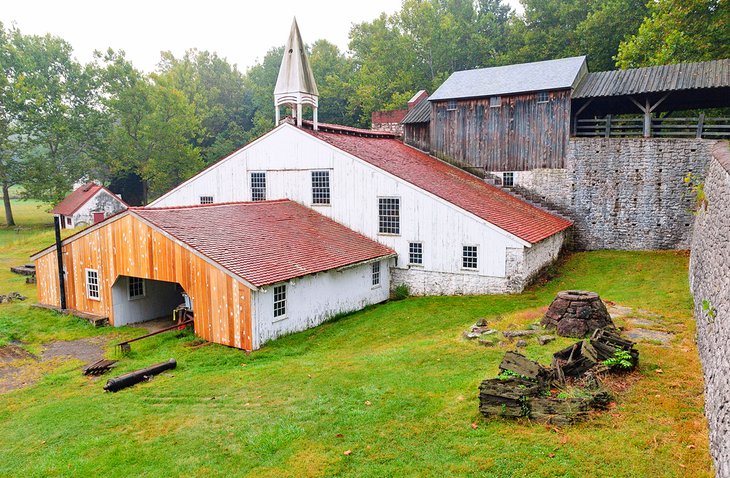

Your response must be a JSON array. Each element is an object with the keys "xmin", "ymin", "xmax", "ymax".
[
  {"xmin": 311, "ymin": 170, "xmax": 330, "ymax": 205},
  {"xmin": 490, "ymin": 96, "xmax": 501, "ymax": 108},
  {"xmin": 502, "ymin": 172, "xmax": 514, "ymax": 187},
  {"xmin": 409, "ymin": 242, "xmax": 423, "ymax": 265},
  {"xmin": 372, "ymin": 261, "xmax": 381, "ymax": 286},
  {"xmin": 251, "ymin": 172, "xmax": 266, "ymax": 201},
  {"xmin": 199, "ymin": 195, "xmax": 214, "ymax": 204},
  {"xmin": 536, "ymin": 91, "xmax": 549, "ymax": 103},
  {"xmin": 447, "ymin": 99, "xmax": 458, "ymax": 111},
  {"xmin": 462, "ymin": 246, "xmax": 478, "ymax": 270},
  {"xmin": 273, "ymin": 284, "xmax": 286, "ymax": 318},
  {"xmin": 65, "ymin": 216, "xmax": 72, "ymax": 227},
  {"xmin": 128, "ymin": 277, "xmax": 145, "ymax": 300},
  {"xmin": 86, "ymin": 269, "xmax": 100, "ymax": 300},
  {"xmin": 378, "ymin": 197, "xmax": 400, "ymax": 234}
]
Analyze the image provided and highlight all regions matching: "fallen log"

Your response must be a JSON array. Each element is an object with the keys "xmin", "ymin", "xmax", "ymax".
[
  {"xmin": 104, "ymin": 359, "xmax": 176, "ymax": 392},
  {"xmin": 479, "ymin": 378, "xmax": 539, "ymax": 418}
]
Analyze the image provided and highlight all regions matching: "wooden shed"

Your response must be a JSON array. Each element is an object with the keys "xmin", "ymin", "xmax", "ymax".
[
  {"xmin": 427, "ymin": 56, "xmax": 587, "ymax": 172},
  {"xmin": 32, "ymin": 200, "xmax": 395, "ymax": 350}
]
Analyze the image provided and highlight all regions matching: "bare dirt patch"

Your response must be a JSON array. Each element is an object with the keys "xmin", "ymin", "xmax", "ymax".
[{"xmin": 0, "ymin": 336, "xmax": 108, "ymax": 394}]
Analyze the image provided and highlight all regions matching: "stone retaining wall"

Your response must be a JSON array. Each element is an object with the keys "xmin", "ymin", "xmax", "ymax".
[{"xmin": 689, "ymin": 142, "xmax": 730, "ymax": 478}]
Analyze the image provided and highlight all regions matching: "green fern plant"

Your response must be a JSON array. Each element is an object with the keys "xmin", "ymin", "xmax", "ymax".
[{"xmin": 602, "ymin": 349, "xmax": 634, "ymax": 370}]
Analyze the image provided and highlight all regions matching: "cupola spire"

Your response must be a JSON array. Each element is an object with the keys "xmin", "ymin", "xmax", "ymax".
[{"xmin": 274, "ymin": 18, "xmax": 319, "ymax": 129}]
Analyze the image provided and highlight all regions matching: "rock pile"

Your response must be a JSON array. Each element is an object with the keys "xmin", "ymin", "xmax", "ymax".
[
  {"xmin": 542, "ymin": 290, "xmax": 616, "ymax": 337},
  {"xmin": 0, "ymin": 292, "xmax": 27, "ymax": 303}
]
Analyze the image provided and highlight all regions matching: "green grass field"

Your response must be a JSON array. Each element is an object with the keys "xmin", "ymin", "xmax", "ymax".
[{"xmin": 0, "ymin": 200, "xmax": 712, "ymax": 477}]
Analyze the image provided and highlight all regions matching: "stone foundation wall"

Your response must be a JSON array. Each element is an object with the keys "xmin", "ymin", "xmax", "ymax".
[
  {"xmin": 566, "ymin": 138, "xmax": 713, "ymax": 250},
  {"xmin": 689, "ymin": 142, "xmax": 730, "ymax": 478},
  {"xmin": 391, "ymin": 231, "xmax": 565, "ymax": 295}
]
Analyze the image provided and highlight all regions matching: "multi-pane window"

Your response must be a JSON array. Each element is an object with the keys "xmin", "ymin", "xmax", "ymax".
[
  {"xmin": 372, "ymin": 261, "xmax": 381, "ymax": 286},
  {"xmin": 462, "ymin": 246, "xmax": 478, "ymax": 270},
  {"xmin": 502, "ymin": 172, "xmax": 514, "ymax": 187},
  {"xmin": 378, "ymin": 197, "xmax": 400, "ymax": 234},
  {"xmin": 490, "ymin": 96, "xmax": 501, "ymax": 108},
  {"xmin": 86, "ymin": 269, "xmax": 100, "ymax": 300},
  {"xmin": 128, "ymin": 277, "xmax": 145, "ymax": 300},
  {"xmin": 199, "ymin": 195, "xmax": 214, "ymax": 205},
  {"xmin": 312, "ymin": 170, "xmax": 330, "ymax": 205},
  {"xmin": 536, "ymin": 91, "xmax": 549, "ymax": 103},
  {"xmin": 447, "ymin": 99, "xmax": 458, "ymax": 111},
  {"xmin": 409, "ymin": 242, "xmax": 423, "ymax": 265},
  {"xmin": 251, "ymin": 172, "xmax": 266, "ymax": 201},
  {"xmin": 273, "ymin": 284, "xmax": 286, "ymax": 318}
]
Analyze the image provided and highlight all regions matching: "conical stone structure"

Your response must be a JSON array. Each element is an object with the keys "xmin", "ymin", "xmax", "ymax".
[{"xmin": 274, "ymin": 18, "xmax": 319, "ymax": 129}]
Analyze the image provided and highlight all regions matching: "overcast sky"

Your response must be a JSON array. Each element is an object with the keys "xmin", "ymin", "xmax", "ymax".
[{"xmin": 3, "ymin": 0, "xmax": 523, "ymax": 73}]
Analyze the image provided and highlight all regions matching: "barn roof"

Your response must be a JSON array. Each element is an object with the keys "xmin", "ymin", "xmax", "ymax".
[
  {"xmin": 429, "ymin": 56, "xmax": 587, "ymax": 101},
  {"xmin": 401, "ymin": 98, "xmax": 431, "ymax": 124},
  {"xmin": 133, "ymin": 201, "xmax": 394, "ymax": 287},
  {"xmin": 50, "ymin": 182, "xmax": 127, "ymax": 216},
  {"xmin": 572, "ymin": 59, "xmax": 730, "ymax": 99},
  {"xmin": 304, "ymin": 128, "xmax": 572, "ymax": 244}
]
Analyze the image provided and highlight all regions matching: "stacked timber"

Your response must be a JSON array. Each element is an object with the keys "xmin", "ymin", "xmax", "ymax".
[{"xmin": 478, "ymin": 328, "xmax": 638, "ymax": 425}]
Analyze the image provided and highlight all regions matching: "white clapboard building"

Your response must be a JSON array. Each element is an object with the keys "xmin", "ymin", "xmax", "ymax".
[{"xmin": 148, "ymin": 19, "xmax": 572, "ymax": 296}]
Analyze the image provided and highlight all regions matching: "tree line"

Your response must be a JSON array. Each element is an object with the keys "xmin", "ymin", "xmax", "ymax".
[{"xmin": 1, "ymin": 0, "xmax": 727, "ymax": 225}]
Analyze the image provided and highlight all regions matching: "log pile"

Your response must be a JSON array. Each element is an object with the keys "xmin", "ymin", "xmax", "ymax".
[{"xmin": 479, "ymin": 328, "xmax": 638, "ymax": 425}]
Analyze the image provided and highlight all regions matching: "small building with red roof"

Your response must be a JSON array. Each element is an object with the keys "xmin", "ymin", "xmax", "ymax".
[
  {"xmin": 51, "ymin": 182, "xmax": 128, "ymax": 229},
  {"xmin": 31, "ymin": 200, "xmax": 395, "ymax": 350}
]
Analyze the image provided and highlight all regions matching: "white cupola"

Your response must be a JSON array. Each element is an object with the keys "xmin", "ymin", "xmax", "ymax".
[{"xmin": 274, "ymin": 18, "xmax": 319, "ymax": 130}]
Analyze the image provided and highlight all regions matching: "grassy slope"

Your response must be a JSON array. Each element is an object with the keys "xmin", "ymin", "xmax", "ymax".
[{"xmin": 0, "ymin": 205, "xmax": 711, "ymax": 477}]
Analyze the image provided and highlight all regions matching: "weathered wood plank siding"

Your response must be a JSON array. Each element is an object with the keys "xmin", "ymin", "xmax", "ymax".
[
  {"xmin": 34, "ymin": 214, "xmax": 253, "ymax": 350},
  {"xmin": 430, "ymin": 90, "xmax": 571, "ymax": 171},
  {"xmin": 404, "ymin": 123, "xmax": 430, "ymax": 152}
]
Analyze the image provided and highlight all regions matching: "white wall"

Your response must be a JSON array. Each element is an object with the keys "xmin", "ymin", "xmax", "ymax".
[
  {"xmin": 111, "ymin": 276, "xmax": 183, "ymax": 326},
  {"xmin": 151, "ymin": 124, "xmax": 527, "ymax": 284},
  {"xmin": 251, "ymin": 259, "xmax": 391, "ymax": 349},
  {"xmin": 70, "ymin": 189, "xmax": 127, "ymax": 228}
]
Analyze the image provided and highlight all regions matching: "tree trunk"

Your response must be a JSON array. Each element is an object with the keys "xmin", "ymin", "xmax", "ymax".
[{"xmin": 3, "ymin": 183, "xmax": 15, "ymax": 227}]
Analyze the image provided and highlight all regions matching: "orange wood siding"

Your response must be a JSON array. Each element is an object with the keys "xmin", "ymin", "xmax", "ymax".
[{"xmin": 34, "ymin": 214, "xmax": 253, "ymax": 350}]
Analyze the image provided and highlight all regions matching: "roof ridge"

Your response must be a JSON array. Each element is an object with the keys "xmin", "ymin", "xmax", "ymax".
[{"xmin": 136, "ymin": 199, "xmax": 291, "ymax": 211}]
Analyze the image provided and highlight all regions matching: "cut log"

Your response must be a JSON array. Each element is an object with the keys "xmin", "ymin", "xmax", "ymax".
[
  {"xmin": 479, "ymin": 378, "xmax": 539, "ymax": 418},
  {"xmin": 530, "ymin": 396, "xmax": 592, "ymax": 425},
  {"xmin": 499, "ymin": 351, "xmax": 546, "ymax": 381}
]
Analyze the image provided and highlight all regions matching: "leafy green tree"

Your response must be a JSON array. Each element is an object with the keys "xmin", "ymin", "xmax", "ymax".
[
  {"xmin": 616, "ymin": 0, "xmax": 730, "ymax": 68},
  {"xmin": 0, "ymin": 23, "xmax": 21, "ymax": 225}
]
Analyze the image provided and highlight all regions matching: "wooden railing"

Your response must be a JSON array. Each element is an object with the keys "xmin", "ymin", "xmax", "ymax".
[{"xmin": 574, "ymin": 115, "xmax": 730, "ymax": 139}]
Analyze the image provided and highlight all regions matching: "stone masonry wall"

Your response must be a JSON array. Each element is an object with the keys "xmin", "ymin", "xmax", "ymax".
[
  {"xmin": 689, "ymin": 142, "xmax": 730, "ymax": 478},
  {"xmin": 567, "ymin": 138, "xmax": 713, "ymax": 250}
]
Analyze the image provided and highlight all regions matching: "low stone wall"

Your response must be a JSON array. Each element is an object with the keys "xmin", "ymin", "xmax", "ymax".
[
  {"xmin": 391, "ymin": 231, "xmax": 565, "ymax": 295},
  {"xmin": 689, "ymin": 142, "xmax": 730, "ymax": 478}
]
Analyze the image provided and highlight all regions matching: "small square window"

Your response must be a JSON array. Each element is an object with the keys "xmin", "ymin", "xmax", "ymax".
[
  {"xmin": 312, "ymin": 170, "xmax": 330, "ymax": 205},
  {"xmin": 199, "ymin": 195, "xmax": 213, "ymax": 205},
  {"xmin": 86, "ymin": 269, "xmax": 100, "ymax": 300},
  {"xmin": 537, "ymin": 91, "xmax": 549, "ymax": 103},
  {"xmin": 462, "ymin": 246, "xmax": 478, "ymax": 270},
  {"xmin": 447, "ymin": 99, "xmax": 458, "ymax": 111},
  {"xmin": 502, "ymin": 172, "xmax": 514, "ymax": 187},
  {"xmin": 372, "ymin": 261, "xmax": 381, "ymax": 286},
  {"xmin": 273, "ymin": 284, "xmax": 286, "ymax": 318},
  {"xmin": 251, "ymin": 172, "xmax": 266, "ymax": 201},
  {"xmin": 490, "ymin": 96, "xmax": 501, "ymax": 108},
  {"xmin": 409, "ymin": 242, "xmax": 423, "ymax": 265},
  {"xmin": 378, "ymin": 197, "xmax": 400, "ymax": 234},
  {"xmin": 65, "ymin": 217, "xmax": 72, "ymax": 227},
  {"xmin": 128, "ymin": 277, "xmax": 145, "ymax": 300}
]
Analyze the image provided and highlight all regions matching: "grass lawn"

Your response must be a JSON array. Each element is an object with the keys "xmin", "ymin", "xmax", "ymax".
[{"xmin": 0, "ymin": 211, "xmax": 712, "ymax": 477}]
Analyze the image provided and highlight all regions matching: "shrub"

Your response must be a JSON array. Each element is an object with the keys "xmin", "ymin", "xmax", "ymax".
[{"xmin": 391, "ymin": 284, "xmax": 410, "ymax": 301}]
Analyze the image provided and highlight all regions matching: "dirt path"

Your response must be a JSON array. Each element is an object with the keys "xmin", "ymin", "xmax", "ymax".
[{"xmin": 0, "ymin": 336, "xmax": 108, "ymax": 394}]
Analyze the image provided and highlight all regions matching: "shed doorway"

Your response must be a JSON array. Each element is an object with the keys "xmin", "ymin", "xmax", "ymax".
[{"xmin": 111, "ymin": 276, "xmax": 188, "ymax": 327}]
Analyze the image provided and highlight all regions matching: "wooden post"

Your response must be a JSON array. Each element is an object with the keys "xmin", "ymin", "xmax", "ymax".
[
  {"xmin": 644, "ymin": 98, "xmax": 652, "ymax": 138},
  {"xmin": 697, "ymin": 113, "xmax": 705, "ymax": 139},
  {"xmin": 605, "ymin": 115, "xmax": 612, "ymax": 138},
  {"xmin": 54, "ymin": 215, "xmax": 67, "ymax": 310},
  {"xmin": 296, "ymin": 103, "xmax": 303, "ymax": 127}
]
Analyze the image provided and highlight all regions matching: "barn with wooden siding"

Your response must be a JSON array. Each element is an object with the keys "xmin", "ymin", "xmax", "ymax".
[
  {"xmin": 426, "ymin": 56, "xmax": 587, "ymax": 173},
  {"xmin": 31, "ymin": 200, "xmax": 395, "ymax": 351},
  {"xmin": 402, "ymin": 98, "xmax": 431, "ymax": 152}
]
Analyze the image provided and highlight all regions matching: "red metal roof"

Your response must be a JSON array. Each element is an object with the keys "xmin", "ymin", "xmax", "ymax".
[
  {"xmin": 133, "ymin": 200, "xmax": 395, "ymax": 287},
  {"xmin": 51, "ymin": 183, "xmax": 103, "ymax": 215},
  {"xmin": 305, "ymin": 129, "xmax": 573, "ymax": 244},
  {"xmin": 50, "ymin": 182, "xmax": 127, "ymax": 216}
]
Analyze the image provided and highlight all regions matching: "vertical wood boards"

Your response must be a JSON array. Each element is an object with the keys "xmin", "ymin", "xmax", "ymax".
[
  {"xmin": 34, "ymin": 214, "xmax": 253, "ymax": 350},
  {"xmin": 430, "ymin": 90, "xmax": 571, "ymax": 171},
  {"xmin": 403, "ymin": 123, "xmax": 430, "ymax": 152}
]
